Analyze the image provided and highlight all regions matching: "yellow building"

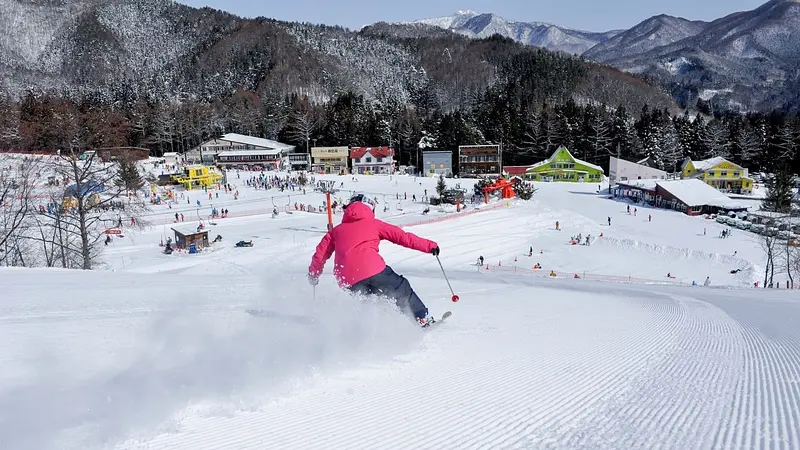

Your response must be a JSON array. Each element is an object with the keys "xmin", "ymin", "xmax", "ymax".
[
  {"xmin": 680, "ymin": 157, "xmax": 754, "ymax": 194},
  {"xmin": 170, "ymin": 165, "xmax": 222, "ymax": 190},
  {"xmin": 311, "ymin": 146, "xmax": 349, "ymax": 174}
]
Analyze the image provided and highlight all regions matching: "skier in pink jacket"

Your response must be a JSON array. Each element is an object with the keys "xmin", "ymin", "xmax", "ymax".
[{"xmin": 308, "ymin": 193, "xmax": 440, "ymax": 326}]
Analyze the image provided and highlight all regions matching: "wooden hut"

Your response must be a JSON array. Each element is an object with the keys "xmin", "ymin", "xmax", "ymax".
[{"xmin": 171, "ymin": 224, "xmax": 210, "ymax": 251}]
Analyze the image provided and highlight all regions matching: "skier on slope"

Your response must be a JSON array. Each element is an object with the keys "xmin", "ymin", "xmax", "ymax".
[{"xmin": 307, "ymin": 193, "xmax": 441, "ymax": 327}]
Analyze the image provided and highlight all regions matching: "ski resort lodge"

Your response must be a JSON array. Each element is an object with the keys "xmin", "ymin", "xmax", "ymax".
[
  {"xmin": 614, "ymin": 178, "xmax": 748, "ymax": 216},
  {"xmin": 185, "ymin": 133, "xmax": 296, "ymax": 169},
  {"xmin": 311, "ymin": 146, "xmax": 349, "ymax": 174},
  {"xmin": 504, "ymin": 146, "xmax": 604, "ymax": 182},
  {"xmin": 609, "ymin": 156, "xmax": 668, "ymax": 184},
  {"xmin": 458, "ymin": 145, "xmax": 502, "ymax": 176},
  {"xmin": 680, "ymin": 157, "xmax": 754, "ymax": 194},
  {"xmin": 350, "ymin": 146, "xmax": 395, "ymax": 174}
]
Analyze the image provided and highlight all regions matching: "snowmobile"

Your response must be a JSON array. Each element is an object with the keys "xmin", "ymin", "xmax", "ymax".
[{"xmin": 235, "ymin": 240, "xmax": 253, "ymax": 248}]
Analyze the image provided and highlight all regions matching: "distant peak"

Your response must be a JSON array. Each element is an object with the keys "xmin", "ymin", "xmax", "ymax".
[{"xmin": 456, "ymin": 10, "xmax": 478, "ymax": 15}]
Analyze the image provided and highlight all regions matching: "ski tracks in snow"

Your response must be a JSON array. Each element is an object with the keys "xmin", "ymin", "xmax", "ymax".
[
  {"xmin": 535, "ymin": 293, "xmax": 745, "ymax": 449},
  {"xmin": 712, "ymin": 296, "xmax": 800, "ymax": 450},
  {"xmin": 121, "ymin": 280, "xmax": 800, "ymax": 450}
]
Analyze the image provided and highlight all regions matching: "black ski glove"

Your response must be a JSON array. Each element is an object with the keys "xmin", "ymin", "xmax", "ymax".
[{"xmin": 431, "ymin": 247, "xmax": 440, "ymax": 256}]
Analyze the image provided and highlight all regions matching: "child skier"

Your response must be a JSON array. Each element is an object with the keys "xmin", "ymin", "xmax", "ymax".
[{"xmin": 307, "ymin": 193, "xmax": 441, "ymax": 326}]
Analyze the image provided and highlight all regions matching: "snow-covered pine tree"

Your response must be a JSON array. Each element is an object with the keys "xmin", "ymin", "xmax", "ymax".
[
  {"xmin": 762, "ymin": 165, "xmax": 794, "ymax": 213},
  {"xmin": 512, "ymin": 180, "xmax": 537, "ymax": 200},
  {"xmin": 473, "ymin": 177, "xmax": 493, "ymax": 198},
  {"xmin": 691, "ymin": 115, "xmax": 713, "ymax": 160},
  {"xmin": 584, "ymin": 105, "xmax": 610, "ymax": 167},
  {"xmin": 657, "ymin": 118, "xmax": 683, "ymax": 172},
  {"xmin": 706, "ymin": 120, "xmax": 730, "ymax": 159},
  {"xmin": 436, "ymin": 173, "xmax": 447, "ymax": 197},
  {"xmin": 608, "ymin": 105, "xmax": 635, "ymax": 160},
  {"xmin": 117, "ymin": 156, "xmax": 145, "ymax": 194}
]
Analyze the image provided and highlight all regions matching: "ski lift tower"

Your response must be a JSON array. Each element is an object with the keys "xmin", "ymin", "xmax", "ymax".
[{"xmin": 320, "ymin": 181, "xmax": 339, "ymax": 231}]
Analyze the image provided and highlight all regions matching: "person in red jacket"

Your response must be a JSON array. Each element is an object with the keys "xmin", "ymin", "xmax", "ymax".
[{"xmin": 308, "ymin": 193, "xmax": 440, "ymax": 326}]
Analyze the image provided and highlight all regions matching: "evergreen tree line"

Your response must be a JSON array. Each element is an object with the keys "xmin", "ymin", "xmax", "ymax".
[{"xmin": 1, "ymin": 85, "xmax": 798, "ymax": 176}]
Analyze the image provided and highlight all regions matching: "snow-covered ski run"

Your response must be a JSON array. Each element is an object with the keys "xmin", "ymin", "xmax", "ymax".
[{"xmin": 1, "ymin": 169, "xmax": 798, "ymax": 450}]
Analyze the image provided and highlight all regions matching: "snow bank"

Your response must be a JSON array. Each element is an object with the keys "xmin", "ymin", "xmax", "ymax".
[{"xmin": 597, "ymin": 236, "xmax": 756, "ymax": 286}]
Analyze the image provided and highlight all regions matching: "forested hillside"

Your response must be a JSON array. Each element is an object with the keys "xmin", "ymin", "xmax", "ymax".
[{"xmin": 0, "ymin": 0, "xmax": 797, "ymax": 176}]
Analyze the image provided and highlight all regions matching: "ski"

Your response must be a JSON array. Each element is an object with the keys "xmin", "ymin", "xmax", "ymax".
[{"xmin": 424, "ymin": 311, "xmax": 452, "ymax": 329}]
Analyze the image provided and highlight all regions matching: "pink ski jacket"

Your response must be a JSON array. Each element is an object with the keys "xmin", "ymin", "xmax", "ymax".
[{"xmin": 308, "ymin": 202, "xmax": 438, "ymax": 288}]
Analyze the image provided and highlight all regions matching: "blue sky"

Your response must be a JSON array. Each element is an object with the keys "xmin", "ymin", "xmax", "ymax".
[{"xmin": 180, "ymin": 0, "xmax": 766, "ymax": 31}]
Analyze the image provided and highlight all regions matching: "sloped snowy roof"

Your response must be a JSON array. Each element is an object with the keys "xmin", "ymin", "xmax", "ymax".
[
  {"xmin": 171, "ymin": 224, "xmax": 209, "ymax": 236},
  {"xmin": 217, "ymin": 150, "xmax": 282, "ymax": 157},
  {"xmin": 616, "ymin": 179, "xmax": 659, "ymax": 191},
  {"xmin": 350, "ymin": 146, "xmax": 395, "ymax": 159},
  {"xmin": 527, "ymin": 146, "xmax": 604, "ymax": 173},
  {"xmin": 656, "ymin": 179, "xmax": 748, "ymax": 209},
  {"xmin": 686, "ymin": 156, "xmax": 741, "ymax": 172},
  {"xmin": 218, "ymin": 133, "xmax": 294, "ymax": 152}
]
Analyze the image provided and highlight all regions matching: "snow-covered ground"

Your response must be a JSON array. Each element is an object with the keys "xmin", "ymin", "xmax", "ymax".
[{"xmin": 2, "ymin": 170, "xmax": 799, "ymax": 450}]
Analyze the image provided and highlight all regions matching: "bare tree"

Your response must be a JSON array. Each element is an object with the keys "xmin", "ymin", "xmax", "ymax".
[
  {"xmin": 27, "ymin": 186, "xmax": 83, "ymax": 268},
  {"xmin": 34, "ymin": 150, "xmax": 150, "ymax": 269},
  {"xmin": 0, "ymin": 154, "xmax": 40, "ymax": 265},
  {"xmin": 0, "ymin": 96, "xmax": 21, "ymax": 146},
  {"xmin": 761, "ymin": 232, "xmax": 779, "ymax": 288},
  {"xmin": 790, "ymin": 239, "xmax": 800, "ymax": 287},
  {"xmin": 287, "ymin": 107, "xmax": 320, "ymax": 153},
  {"xmin": 779, "ymin": 208, "xmax": 798, "ymax": 289}
]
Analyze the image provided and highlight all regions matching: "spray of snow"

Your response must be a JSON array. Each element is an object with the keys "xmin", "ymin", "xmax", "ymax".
[{"xmin": 0, "ymin": 278, "xmax": 422, "ymax": 450}]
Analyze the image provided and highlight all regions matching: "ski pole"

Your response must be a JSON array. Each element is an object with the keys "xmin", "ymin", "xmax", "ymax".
[{"xmin": 435, "ymin": 255, "xmax": 460, "ymax": 302}]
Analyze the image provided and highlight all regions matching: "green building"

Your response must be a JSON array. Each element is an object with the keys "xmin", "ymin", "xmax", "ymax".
[{"xmin": 525, "ymin": 146, "xmax": 605, "ymax": 182}]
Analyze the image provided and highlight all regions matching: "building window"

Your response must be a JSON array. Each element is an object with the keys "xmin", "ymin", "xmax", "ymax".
[
  {"xmin": 733, "ymin": 172, "xmax": 740, "ymax": 177},
  {"xmin": 365, "ymin": 157, "xmax": 372, "ymax": 163}
]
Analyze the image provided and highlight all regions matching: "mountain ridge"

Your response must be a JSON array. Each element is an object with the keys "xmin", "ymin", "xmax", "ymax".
[
  {"xmin": 408, "ymin": 10, "xmax": 623, "ymax": 55},
  {"xmin": 407, "ymin": 2, "xmax": 800, "ymax": 111},
  {"xmin": 0, "ymin": 0, "xmax": 676, "ymax": 118}
]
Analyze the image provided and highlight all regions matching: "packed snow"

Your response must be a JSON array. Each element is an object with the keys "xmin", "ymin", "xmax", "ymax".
[{"xmin": 1, "ymin": 164, "xmax": 799, "ymax": 450}]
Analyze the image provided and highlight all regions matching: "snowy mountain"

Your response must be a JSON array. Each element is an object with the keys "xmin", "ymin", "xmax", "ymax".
[
  {"xmin": 409, "ymin": 10, "xmax": 622, "ymax": 55},
  {"xmin": 592, "ymin": 0, "xmax": 800, "ymax": 111},
  {"xmin": 582, "ymin": 15, "xmax": 708, "ymax": 63},
  {"xmin": 0, "ymin": 0, "xmax": 243, "ymax": 97},
  {"xmin": 0, "ymin": 0, "xmax": 675, "ymax": 116},
  {"xmin": 406, "ymin": 1, "xmax": 800, "ymax": 111}
]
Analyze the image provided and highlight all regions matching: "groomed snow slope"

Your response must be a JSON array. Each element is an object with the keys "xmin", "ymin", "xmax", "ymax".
[
  {"xmin": 2, "ymin": 269, "xmax": 799, "ymax": 449},
  {"xmin": 1, "ymin": 171, "xmax": 797, "ymax": 449}
]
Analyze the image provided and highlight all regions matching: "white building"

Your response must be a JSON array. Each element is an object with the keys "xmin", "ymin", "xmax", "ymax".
[
  {"xmin": 350, "ymin": 146, "xmax": 395, "ymax": 175},
  {"xmin": 162, "ymin": 152, "xmax": 183, "ymax": 168},
  {"xmin": 216, "ymin": 149, "xmax": 284, "ymax": 169},
  {"xmin": 187, "ymin": 133, "xmax": 295, "ymax": 165},
  {"xmin": 609, "ymin": 156, "xmax": 668, "ymax": 185}
]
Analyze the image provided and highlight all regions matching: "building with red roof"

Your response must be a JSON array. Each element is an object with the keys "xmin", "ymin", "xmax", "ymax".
[{"xmin": 350, "ymin": 146, "xmax": 395, "ymax": 174}]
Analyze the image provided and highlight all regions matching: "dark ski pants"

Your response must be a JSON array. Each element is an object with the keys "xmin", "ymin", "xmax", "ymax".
[{"xmin": 350, "ymin": 266, "xmax": 428, "ymax": 319}]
